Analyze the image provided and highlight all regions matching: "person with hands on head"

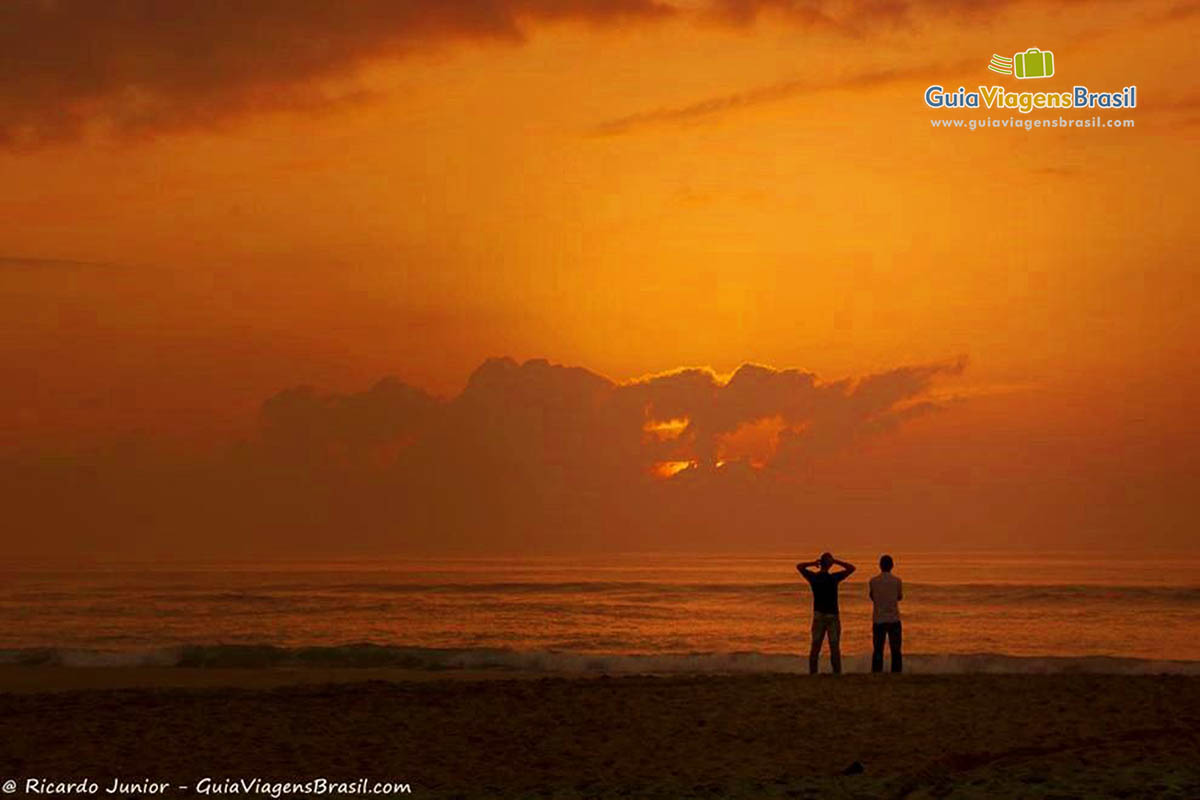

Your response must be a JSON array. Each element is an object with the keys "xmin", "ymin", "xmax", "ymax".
[{"xmin": 796, "ymin": 552, "xmax": 856, "ymax": 674}]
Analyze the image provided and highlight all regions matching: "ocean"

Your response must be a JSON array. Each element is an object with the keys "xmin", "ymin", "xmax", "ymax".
[{"xmin": 2, "ymin": 552, "xmax": 1197, "ymax": 673}]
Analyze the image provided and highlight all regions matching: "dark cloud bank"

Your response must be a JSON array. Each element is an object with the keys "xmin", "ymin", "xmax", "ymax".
[
  {"xmin": 1, "ymin": 0, "xmax": 1044, "ymax": 147},
  {"xmin": 0, "ymin": 0, "xmax": 674, "ymax": 147},
  {"xmin": 2, "ymin": 356, "xmax": 965, "ymax": 556}
]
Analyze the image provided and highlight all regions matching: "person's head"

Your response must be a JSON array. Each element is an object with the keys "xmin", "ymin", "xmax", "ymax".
[
  {"xmin": 879, "ymin": 554, "xmax": 894, "ymax": 573},
  {"xmin": 819, "ymin": 552, "xmax": 834, "ymax": 571}
]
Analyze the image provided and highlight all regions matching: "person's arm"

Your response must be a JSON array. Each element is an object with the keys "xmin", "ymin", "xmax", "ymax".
[
  {"xmin": 796, "ymin": 559, "xmax": 819, "ymax": 576},
  {"xmin": 897, "ymin": 577, "xmax": 902, "ymax": 601},
  {"xmin": 832, "ymin": 557, "xmax": 856, "ymax": 578}
]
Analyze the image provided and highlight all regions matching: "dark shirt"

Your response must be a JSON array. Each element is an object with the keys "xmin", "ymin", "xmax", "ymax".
[{"xmin": 802, "ymin": 569, "xmax": 849, "ymax": 615}]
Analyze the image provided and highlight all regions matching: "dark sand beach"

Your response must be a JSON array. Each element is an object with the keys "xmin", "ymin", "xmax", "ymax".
[{"xmin": 1, "ymin": 669, "xmax": 1197, "ymax": 799}]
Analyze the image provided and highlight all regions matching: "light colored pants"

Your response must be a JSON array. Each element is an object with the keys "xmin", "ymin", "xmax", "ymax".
[{"xmin": 809, "ymin": 612, "xmax": 842, "ymax": 674}]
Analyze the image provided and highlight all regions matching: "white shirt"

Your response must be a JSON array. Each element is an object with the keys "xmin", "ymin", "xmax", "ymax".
[{"xmin": 869, "ymin": 572, "xmax": 902, "ymax": 623}]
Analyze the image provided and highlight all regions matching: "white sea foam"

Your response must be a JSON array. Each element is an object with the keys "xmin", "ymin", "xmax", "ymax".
[{"xmin": 1, "ymin": 644, "xmax": 1197, "ymax": 674}]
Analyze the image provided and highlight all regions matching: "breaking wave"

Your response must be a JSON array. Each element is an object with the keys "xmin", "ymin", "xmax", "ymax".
[{"xmin": 2, "ymin": 643, "xmax": 1197, "ymax": 674}]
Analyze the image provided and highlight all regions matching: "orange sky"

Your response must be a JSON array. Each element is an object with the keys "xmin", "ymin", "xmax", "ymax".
[{"xmin": 1, "ymin": 0, "xmax": 1197, "ymax": 554}]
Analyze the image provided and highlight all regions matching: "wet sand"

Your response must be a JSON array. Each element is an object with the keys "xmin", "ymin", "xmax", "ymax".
[{"xmin": 1, "ymin": 669, "xmax": 1197, "ymax": 798}]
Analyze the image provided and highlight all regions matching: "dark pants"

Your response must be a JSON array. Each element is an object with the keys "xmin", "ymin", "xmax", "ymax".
[
  {"xmin": 871, "ymin": 621, "xmax": 903, "ymax": 673},
  {"xmin": 809, "ymin": 612, "xmax": 841, "ymax": 675}
]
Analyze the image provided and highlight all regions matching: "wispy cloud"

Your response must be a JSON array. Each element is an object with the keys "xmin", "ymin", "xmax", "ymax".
[{"xmin": 592, "ymin": 59, "xmax": 973, "ymax": 135}]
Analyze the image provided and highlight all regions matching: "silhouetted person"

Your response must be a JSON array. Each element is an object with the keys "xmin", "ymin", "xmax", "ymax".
[
  {"xmin": 796, "ymin": 552, "xmax": 856, "ymax": 674},
  {"xmin": 869, "ymin": 554, "xmax": 903, "ymax": 673}
]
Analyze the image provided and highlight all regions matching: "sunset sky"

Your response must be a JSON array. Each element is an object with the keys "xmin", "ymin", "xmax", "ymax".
[{"xmin": 1, "ymin": 0, "xmax": 1197, "ymax": 556}]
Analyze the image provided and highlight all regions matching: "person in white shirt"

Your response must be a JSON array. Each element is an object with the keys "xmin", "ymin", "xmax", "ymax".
[{"xmin": 868, "ymin": 554, "xmax": 903, "ymax": 673}]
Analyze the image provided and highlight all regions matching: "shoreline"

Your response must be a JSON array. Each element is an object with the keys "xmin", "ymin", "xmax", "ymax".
[
  {"xmin": 2, "ymin": 658, "xmax": 1200, "ymax": 694},
  {"xmin": 4, "ymin": 644, "xmax": 1199, "ymax": 677}
]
